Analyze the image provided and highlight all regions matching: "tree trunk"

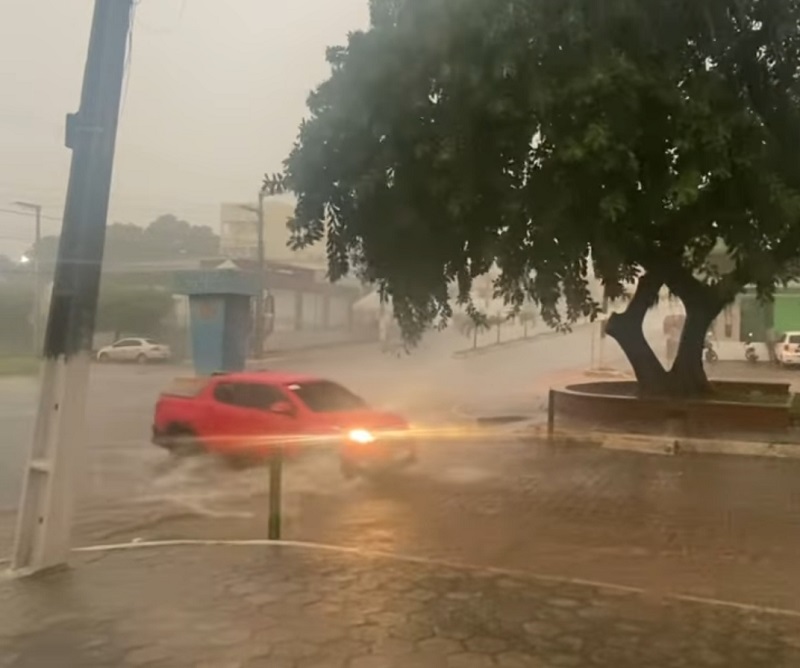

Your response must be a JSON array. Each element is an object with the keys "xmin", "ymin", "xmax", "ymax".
[
  {"xmin": 664, "ymin": 270, "xmax": 726, "ymax": 397},
  {"xmin": 666, "ymin": 304, "xmax": 718, "ymax": 396},
  {"xmin": 605, "ymin": 272, "xmax": 668, "ymax": 396}
]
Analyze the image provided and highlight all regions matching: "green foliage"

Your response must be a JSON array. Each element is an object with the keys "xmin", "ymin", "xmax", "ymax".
[
  {"xmin": 0, "ymin": 284, "xmax": 33, "ymax": 355},
  {"xmin": 369, "ymin": 0, "xmax": 405, "ymax": 27},
  {"xmin": 454, "ymin": 311, "xmax": 489, "ymax": 337},
  {"xmin": 96, "ymin": 285, "xmax": 175, "ymax": 338},
  {"xmin": 0, "ymin": 357, "xmax": 39, "ymax": 377},
  {"xmin": 518, "ymin": 302, "xmax": 537, "ymax": 336},
  {"xmin": 31, "ymin": 214, "xmax": 219, "ymax": 268},
  {"xmin": 286, "ymin": 0, "xmax": 800, "ymax": 345}
]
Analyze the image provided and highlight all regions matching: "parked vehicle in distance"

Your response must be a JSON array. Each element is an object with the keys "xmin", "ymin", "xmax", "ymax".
[
  {"xmin": 152, "ymin": 371, "xmax": 417, "ymax": 477},
  {"xmin": 775, "ymin": 331, "xmax": 800, "ymax": 367},
  {"xmin": 703, "ymin": 334, "xmax": 718, "ymax": 363},
  {"xmin": 744, "ymin": 332, "xmax": 759, "ymax": 364},
  {"xmin": 96, "ymin": 337, "xmax": 172, "ymax": 364}
]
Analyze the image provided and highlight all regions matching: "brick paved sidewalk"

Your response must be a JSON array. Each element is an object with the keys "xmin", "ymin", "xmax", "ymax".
[{"xmin": 2, "ymin": 544, "xmax": 800, "ymax": 668}]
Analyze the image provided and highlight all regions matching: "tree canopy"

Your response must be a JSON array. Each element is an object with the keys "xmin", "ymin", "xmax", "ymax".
[
  {"xmin": 96, "ymin": 285, "xmax": 175, "ymax": 340},
  {"xmin": 285, "ymin": 0, "xmax": 800, "ymax": 395},
  {"xmin": 31, "ymin": 214, "xmax": 219, "ymax": 268}
]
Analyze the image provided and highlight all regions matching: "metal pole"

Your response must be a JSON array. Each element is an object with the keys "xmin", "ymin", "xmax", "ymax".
[
  {"xmin": 33, "ymin": 205, "xmax": 42, "ymax": 357},
  {"xmin": 11, "ymin": 0, "xmax": 133, "ymax": 574},
  {"xmin": 598, "ymin": 290, "xmax": 609, "ymax": 370},
  {"xmin": 254, "ymin": 190, "xmax": 266, "ymax": 359},
  {"xmin": 268, "ymin": 448, "xmax": 283, "ymax": 540},
  {"xmin": 12, "ymin": 202, "xmax": 43, "ymax": 357},
  {"xmin": 547, "ymin": 389, "xmax": 556, "ymax": 440}
]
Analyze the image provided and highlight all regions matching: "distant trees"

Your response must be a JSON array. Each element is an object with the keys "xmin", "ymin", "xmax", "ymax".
[
  {"xmin": 454, "ymin": 312, "xmax": 489, "ymax": 349},
  {"xmin": 0, "ymin": 255, "xmax": 15, "ymax": 273},
  {"xmin": 96, "ymin": 284, "xmax": 175, "ymax": 341},
  {"xmin": 0, "ymin": 284, "xmax": 34, "ymax": 354},
  {"xmin": 30, "ymin": 214, "xmax": 219, "ymax": 267},
  {"xmin": 0, "ymin": 281, "xmax": 176, "ymax": 355},
  {"xmin": 0, "ymin": 213, "xmax": 210, "ymax": 353}
]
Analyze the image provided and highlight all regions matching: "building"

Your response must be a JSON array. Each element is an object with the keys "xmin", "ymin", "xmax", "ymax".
[
  {"xmin": 218, "ymin": 202, "xmax": 370, "ymax": 352},
  {"xmin": 219, "ymin": 200, "xmax": 326, "ymax": 267}
]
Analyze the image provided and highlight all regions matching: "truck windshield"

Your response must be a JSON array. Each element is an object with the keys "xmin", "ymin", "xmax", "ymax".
[{"xmin": 287, "ymin": 381, "xmax": 366, "ymax": 413}]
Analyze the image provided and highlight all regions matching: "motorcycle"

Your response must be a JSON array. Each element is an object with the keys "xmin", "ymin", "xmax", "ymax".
[
  {"xmin": 745, "ymin": 333, "xmax": 759, "ymax": 363},
  {"xmin": 704, "ymin": 335, "xmax": 719, "ymax": 363}
]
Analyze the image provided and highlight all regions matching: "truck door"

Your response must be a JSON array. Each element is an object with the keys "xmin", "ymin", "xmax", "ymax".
[{"xmin": 209, "ymin": 381, "xmax": 297, "ymax": 457}]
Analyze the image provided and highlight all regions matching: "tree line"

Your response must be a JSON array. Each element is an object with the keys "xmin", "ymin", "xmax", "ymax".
[
  {"xmin": 0, "ymin": 214, "xmax": 218, "ymax": 354},
  {"xmin": 29, "ymin": 213, "xmax": 219, "ymax": 267},
  {"xmin": 0, "ymin": 282, "xmax": 176, "ymax": 355}
]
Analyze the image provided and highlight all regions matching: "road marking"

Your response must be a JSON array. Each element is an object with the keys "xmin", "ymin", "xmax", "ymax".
[{"xmin": 71, "ymin": 538, "xmax": 800, "ymax": 619}]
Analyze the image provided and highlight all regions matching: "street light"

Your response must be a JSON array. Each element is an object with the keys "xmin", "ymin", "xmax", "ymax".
[
  {"xmin": 12, "ymin": 201, "xmax": 43, "ymax": 357},
  {"xmin": 237, "ymin": 173, "xmax": 286, "ymax": 359}
]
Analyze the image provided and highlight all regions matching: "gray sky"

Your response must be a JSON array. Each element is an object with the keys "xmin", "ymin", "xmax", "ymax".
[{"xmin": 0, "ymin": 0, "xmax": 369, "ymax": 258}]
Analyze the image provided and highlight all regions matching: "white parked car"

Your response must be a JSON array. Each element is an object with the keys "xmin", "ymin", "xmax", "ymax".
[
  {"xmin": 775, "ymin": 331, "xmax": 800, "ymax": 366},
  {"xmin": 96, "ymin": 338, "xmax": 172, "ymax": 364}
]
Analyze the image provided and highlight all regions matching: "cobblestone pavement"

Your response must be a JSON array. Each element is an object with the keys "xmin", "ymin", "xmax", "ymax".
[
  {"xmin": 2, "ymin": 544, "xmax": 800, "ymax": 668},
  {"xmin": 86, "ymin": 438, "xmax": 800, "ymax": 615}
]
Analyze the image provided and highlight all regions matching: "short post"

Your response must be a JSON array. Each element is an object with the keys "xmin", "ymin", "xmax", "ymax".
[
  {"xmin": 268, "ymin": 448, "xmax": 283, "ymax": 540},
  {"xmin": 547, "ymin": 389, "xmax": 556, "ymax": 440}
]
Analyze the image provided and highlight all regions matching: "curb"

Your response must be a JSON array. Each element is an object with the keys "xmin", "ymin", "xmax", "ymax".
[
  {"xmin": 452, "ymin": 322, "xmax": 594, "ymax": 359},
  {"xmin": 583, "ymin": 368, "xmax": 632, "ymax": 379},
  {"xmin": 247, "ymin": 338, "xmax": 376, "ymax": 367},
  {"xmin": 515, "ymin": 424, "xmax": 800, "ymax": 460}
]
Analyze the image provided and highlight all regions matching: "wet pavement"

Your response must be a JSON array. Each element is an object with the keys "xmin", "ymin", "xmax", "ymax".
[
  {"xmin": 3, "ymin": 543, "xmax": 800, "ymax": 668},
  {"xmin": 0, "ymin": 325, "xmax": 608, "ymax": 512},
  {"xmin": 0, "ymin": 323, "xmax": 621, "ymax": 562},
  {"xmin": 5, "ymin": 317, "xmax": 800, "ymax": 664},
  {"xmin": 73, "ymin": 436, "xmax": 800, "ymax": 615}
]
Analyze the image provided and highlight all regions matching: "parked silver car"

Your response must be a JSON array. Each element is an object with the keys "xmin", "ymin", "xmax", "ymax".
[{"xmin": 96, "ymin": 338, "xmax": 172, "ymax": 364}]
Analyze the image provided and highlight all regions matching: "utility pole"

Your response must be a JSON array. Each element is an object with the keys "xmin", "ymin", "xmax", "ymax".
[
  {"xmin": 11, "ymin": 0, "xmax": 133, "ymax": 575},
  {"xmin": 13, "ymin": 201, "xmax": 42, "ymax": 357},
  {"xmin": 238, "ymin": 173, "xmax": 285, "ymax": 359},
  {"xmin": 254, "ymin": 189, "xmax": 266, "ymax": 360},
  {"xmin": 598, "ymin": 289, "xmax": 610, "ymax": 371}
]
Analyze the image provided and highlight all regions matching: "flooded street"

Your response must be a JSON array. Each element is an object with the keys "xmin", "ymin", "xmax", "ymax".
[{"xmin": 4, "ymin": 320, "xmax": 800, "ymax": 614}]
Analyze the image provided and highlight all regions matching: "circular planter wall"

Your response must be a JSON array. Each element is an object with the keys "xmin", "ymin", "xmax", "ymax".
[{"xmin": 550, "ymin": 380, "xmax": 793, "ymax": 439}]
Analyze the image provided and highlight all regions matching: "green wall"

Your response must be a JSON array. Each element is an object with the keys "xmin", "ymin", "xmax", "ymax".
[
  {"xmin": 774, "ymin": 294, "xmax": 800, "ymax": 334},
  {"xmin": 739, "ymin": 295, "xmax": 773, "ymax": 341}
]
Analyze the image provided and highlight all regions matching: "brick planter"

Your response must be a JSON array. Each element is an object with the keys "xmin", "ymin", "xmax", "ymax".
[{"xmin": 550, "ymin": 380, "xmax": 793, "ymax": 439}]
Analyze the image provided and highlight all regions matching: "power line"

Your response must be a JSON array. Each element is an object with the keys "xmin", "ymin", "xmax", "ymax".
[
  {"xmin": 0, "ymin": 207, "xmax": 62, "ymax": 222},
  {"xmin": 132, "ymin": 0, "xmax": 188, "ymax": 34}
]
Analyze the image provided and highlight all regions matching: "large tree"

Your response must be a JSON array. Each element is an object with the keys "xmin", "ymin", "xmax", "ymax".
[{"xmin": 285, "ymin": 0, "xmax": 800, "ymax": 396}]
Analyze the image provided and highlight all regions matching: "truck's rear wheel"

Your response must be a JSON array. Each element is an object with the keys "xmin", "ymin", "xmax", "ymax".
[{"xmin": 165, "ymin": 425, "xmax": 202, "ymax": 457}]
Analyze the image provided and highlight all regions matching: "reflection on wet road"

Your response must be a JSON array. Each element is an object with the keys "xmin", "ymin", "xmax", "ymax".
[
  {"xmin": 5, "ymin": 317, "xmax": 799, "ymax": 615},
  {"xmin": 123, "ymin": 435, "xmax": 800, "ymax": 614}
]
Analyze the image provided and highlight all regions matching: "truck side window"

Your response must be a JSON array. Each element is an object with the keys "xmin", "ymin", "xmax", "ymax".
[
  {"xmin": 244, "ymin": 383, "xmax": 285, "ymax": 410},
  {"xmin": 213, "ymin": 382, "xmax": 285, "ymax": 411},
  {"xmin": 213, "ymin": 383, "xmax": 237, "ymax": 406}
]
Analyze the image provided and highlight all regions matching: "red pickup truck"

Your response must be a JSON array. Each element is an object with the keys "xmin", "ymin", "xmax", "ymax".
[{"xmin": 152, "ymin": 371, "xmax": 416, "ymax": 477}]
